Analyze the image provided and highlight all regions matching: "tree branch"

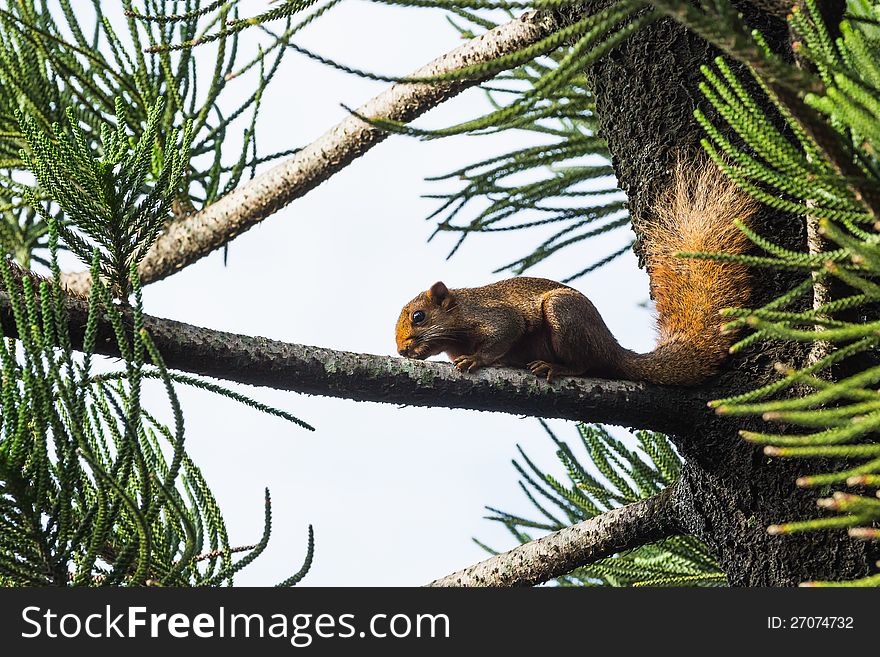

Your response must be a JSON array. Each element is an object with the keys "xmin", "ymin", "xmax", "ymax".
[
  {"xmin": 427, "ymin": 485, "xmax": 680, "ymax": 587},
  {"xmin": 0, "ymin": 290, "xmax": 712, "ymax": 436},
  {"xmin": 60, "ymin": 10, "xmax": 568, "ymax": 296}
]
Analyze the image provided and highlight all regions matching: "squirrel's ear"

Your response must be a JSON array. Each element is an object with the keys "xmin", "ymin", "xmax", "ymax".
[{"xmin": 427, "ymin": 281, "xmax": 449, "ymax": 304}]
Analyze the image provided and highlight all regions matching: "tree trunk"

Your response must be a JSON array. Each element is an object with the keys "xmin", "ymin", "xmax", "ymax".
[{"xmin": 561, "ymin": 3, "xmax": 872, "ymax": 585}]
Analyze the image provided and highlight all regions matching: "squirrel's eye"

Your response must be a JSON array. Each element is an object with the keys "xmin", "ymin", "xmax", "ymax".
[{"xmin": 411, "ymin": 310, "xmax": 426, "ymax": 325}]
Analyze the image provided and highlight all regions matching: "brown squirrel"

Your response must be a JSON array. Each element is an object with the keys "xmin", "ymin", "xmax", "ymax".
[{"xmin": 395, "ymin": 161, "xmax": 757, "ymax": 385}]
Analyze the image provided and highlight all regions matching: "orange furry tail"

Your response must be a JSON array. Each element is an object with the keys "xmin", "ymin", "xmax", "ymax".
[{"xmin": 624, "ymin": 160, "xmax": 756, "ymax": 385}]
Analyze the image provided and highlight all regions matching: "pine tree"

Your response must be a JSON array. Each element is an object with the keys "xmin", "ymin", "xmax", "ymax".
[{"xmin": 1, "ymin": 0, "xmax": 877, "ymax": 588}]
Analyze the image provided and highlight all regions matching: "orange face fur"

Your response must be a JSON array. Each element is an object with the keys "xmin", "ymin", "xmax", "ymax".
[{"xmin": 395, "ymin": 282, "xmax": 459, "ymax": 360}]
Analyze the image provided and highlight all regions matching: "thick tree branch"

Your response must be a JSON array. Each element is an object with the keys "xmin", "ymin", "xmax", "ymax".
[
  {"xmin": 0, "ymin": 290, "xmax": 712, "ymax": 436},
  {"xmin": 428, "ymin": 485, "xmax": 680, "ymax": 587},
  {"xmin": 60, "ymin": 10, "xmax": 568, "ymax": 296}
]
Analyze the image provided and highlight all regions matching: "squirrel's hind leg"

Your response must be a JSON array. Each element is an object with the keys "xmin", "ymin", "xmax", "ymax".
[{"xmin": 535, "ymin": 288, "xmax": 620, "ymax": 380}]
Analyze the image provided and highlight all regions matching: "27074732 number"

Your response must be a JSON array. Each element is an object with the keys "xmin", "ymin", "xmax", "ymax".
[{"xmin": 767, "ymin": 617, "xmax": 854, "ymax": 630}]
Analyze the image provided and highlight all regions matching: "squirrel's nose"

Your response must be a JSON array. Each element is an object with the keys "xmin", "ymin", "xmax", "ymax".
[{"xmin": 398, "ymin": 346, "xmax": 409, "ymax": 357}]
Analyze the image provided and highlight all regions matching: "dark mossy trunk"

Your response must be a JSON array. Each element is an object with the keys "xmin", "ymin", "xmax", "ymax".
[{"xmin": 558, "ymin": 2, "xmax": 872, "ymax": 585}]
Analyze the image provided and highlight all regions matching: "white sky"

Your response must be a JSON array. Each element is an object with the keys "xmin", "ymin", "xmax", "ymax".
[{"xmin": 128, "ymin": 1, "xmax": 655, "ymax": 586}]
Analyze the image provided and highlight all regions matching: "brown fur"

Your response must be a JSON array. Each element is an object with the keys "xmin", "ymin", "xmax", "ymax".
[{"xmin": 394, "ymin": 161, "xmax": 756, "ymax": 386}]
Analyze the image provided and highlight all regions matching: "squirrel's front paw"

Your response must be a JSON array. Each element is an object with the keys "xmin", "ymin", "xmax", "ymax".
[
  {"xmin": 528, "ymin": 360, "xmax": 558, "ymax": 383},
  {"xmin": 453, "ymin": 355, "xmax": 483, "ymax": 373}
]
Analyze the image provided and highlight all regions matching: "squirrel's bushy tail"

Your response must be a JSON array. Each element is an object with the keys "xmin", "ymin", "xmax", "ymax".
[{"xmin": 625, "ymin": 160, "xmax": 756, "ymax": 385}]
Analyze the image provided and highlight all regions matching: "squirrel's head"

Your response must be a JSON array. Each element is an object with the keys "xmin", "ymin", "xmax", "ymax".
[{"xmin": 395, "ymin": 281, "xmax": 459, "ymax": 359}]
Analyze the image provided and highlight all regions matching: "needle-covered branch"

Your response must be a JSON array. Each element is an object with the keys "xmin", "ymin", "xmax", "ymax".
[
  {"xmin": 60, "ymin": 10, "xmax": 568, "ymax": 296},
  {"xmin": 428, "ymin": 485, "xmax": 680, "ymax": 587},
  {"xmin": 0, "ymin": 289, "xmax": 711, "ymax": 436}
]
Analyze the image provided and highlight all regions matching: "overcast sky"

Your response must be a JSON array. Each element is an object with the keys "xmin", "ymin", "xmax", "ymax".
[{"xmin": 128, "ymin": 1, "xmax": 655, "ymax": 586}]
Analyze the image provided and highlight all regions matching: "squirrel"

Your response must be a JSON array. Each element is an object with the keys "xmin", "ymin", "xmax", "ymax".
[{"xmin": 394, "ymin": 161, "xmax": 757, "ymax": 386}]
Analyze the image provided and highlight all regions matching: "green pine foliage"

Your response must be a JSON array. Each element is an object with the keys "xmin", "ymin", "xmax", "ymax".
[
  {"xmin": 0, "ymin": 2, "xmax": 319, "ymax": 587},
  {"xmin": 480, "ymin": 423, "xmax": 726, "ymax": 587},
  {"xmin": 0, "ymin": 232, "xmax": 314, "ymax": 586},
  {"xmin": 0, "ymin": 1, "xmax": 329, "ymax": 269},
  {"xmin": 349, "ymin": 2, "xmax": 653, "ymax": 279},
  {"xmin": 18, "ymin": 99, "xmax": 192, "ymax": 296},
  {"xmin": 422, "ymin": 11, "xmax": 630, "ymax": 280}
]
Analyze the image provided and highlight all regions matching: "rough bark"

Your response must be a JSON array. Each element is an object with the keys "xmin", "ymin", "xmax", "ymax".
[
  {"xmin": 0, "ymin": 290, "xmax": 711, "ymax": 436},
  {"xmin": 428, "ymin": 485, "xmax": 679, "ymax": 587},
  {"xmin": 553, "ymin": 2, "xmax": 872, "ymax": 585},
  {"xmin": 59, "ymin": 10, "xmax": 569, "ymax": 296}
]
